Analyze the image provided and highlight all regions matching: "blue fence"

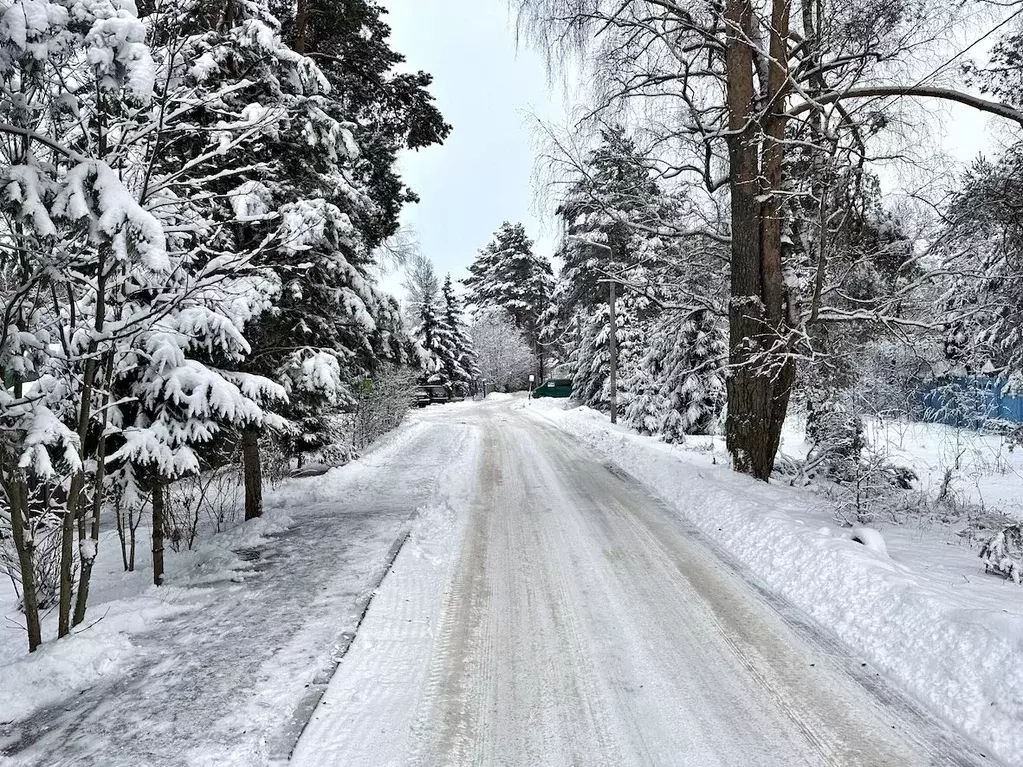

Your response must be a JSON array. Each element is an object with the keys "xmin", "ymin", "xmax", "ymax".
[{"xmin": 915, "ymin": 376, "xmax": 1023, "ymax": 429}]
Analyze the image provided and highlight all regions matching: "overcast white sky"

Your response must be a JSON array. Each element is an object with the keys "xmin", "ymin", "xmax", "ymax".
[
  {"xmin": 378, "ymin": 0, "xmax": 567, "ymax": 298},
  {"xmin": 377, "ymin": 1, "xmax": 1003, "ymax": 301}
]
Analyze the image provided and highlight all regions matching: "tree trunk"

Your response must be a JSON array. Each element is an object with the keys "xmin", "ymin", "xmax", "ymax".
[
  {"xmin": 152, "ymin": 478, "xmax": 166, "ymax": 586},
  {"xmin": 9, "ymin": 473, "xmax": 42, "ymax": 652},
  {"xmin": 129, "ymin": 509, "xmax": 137, "ymax": 572},
  {"xmin": 71, "ymin": 477, "xmax": 100, "ymax": 625},
  {"xmin": 724, "ymin": 0, "xmax": 769, "ymax": 479},
  {"xmin": 293, "ymin": 0, "xmax": 312, "ymax": 53},
  {"xmin": 116, "ymin": 495, "xmax": 129, "ymax": 572},
  {"xmin": 73, "ymin": 354, "xmax": 114, "ymax": 626},
  {"xmin": 723, "ymin": 0, "xmax": 797, "ymax": 481},
  {"xmin": 242, "ymin": 426, "xmax": 263, "ymax": 521}
]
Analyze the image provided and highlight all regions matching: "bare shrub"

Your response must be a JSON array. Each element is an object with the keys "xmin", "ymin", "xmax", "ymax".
[
  {"xmin": 260, "ymin": 431, "xmax": 291, "ymax": 490},
  {"xmin": 165, "ymin": 464, "xmax": 245, "ymax": 551},
  {"xmin": 348, "ymin": 365, "xmax": 418, "ymax": 453},
  {"xmin": 1, "ymin": 496, "xmax": 65, "ymax": 612}
]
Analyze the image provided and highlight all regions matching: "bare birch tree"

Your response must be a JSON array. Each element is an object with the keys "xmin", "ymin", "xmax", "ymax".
[{"xmin": 515, "ymin": 0, "xmax": 1023, "ymax": 479}]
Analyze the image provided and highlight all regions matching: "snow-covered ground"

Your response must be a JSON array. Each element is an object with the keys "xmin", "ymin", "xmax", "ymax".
[
  {"xmin": 5, "ymin": 397, "xmax": 1020, "ymax": 765},
  {"xmin": 523, "ymin": 398, "xmax": 1023, "ymax": 765},
  {"xmin": 686, "ymin": 413, "xmax": 1023, "ymax": 522},
  {"xmin": 0, "ymin": 411, "xmax": 474, "ymax": 766},
  {"xmin": 813, "ymin": 417, "xmax": 1023, "ymax": 519}
]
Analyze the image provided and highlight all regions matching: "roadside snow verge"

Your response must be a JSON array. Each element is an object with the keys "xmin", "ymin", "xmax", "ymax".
[
  {"xmin": 525, "ymin": 402, "xmax": 1023, "ymax": 765},
  {"xmin": 0, "ymin": 598, "xmax": 186, "ymax": 724}
]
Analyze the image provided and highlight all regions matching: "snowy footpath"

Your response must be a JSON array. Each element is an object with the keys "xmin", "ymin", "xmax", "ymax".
[
  {"xmin": 0, "ymin": 411, "xmax": 476, "ymax": 766},
  {"xmin": 291, "ymin": 397, "xmax": 1000, "ymax": 766}
]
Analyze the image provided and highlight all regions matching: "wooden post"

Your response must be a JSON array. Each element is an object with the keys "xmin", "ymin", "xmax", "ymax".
[{"xmin": 609, "ymin": 280, "xmax": 618, "ymax": 424}]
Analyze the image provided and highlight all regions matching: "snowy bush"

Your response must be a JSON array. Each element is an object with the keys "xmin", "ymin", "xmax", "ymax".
[
  {"xmin": 804, "ymin": 398, "xmax": 866, "ymax": 482},
  {"xmin": 980, "ymin": 524, "xmax": 1023, "ymax": 585},
  {"xmin": 281, "ymin": 364, "xmax": 417, "ymax": 465},
  {"xmin": 796, "ymin": 397, "xmax": 926, "ymax": 526},
  {"xmin": 827, "ymin": 448, "xmax": 917, "ymax": 527}
]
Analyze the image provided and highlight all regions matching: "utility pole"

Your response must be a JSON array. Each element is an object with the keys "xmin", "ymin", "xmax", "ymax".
[{"xmin": 608, "ymin": 279, "xmax": 617, "ymax": 424}]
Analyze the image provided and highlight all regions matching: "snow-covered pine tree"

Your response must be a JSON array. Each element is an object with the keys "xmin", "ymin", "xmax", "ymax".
[
  {"xmin": 281, "ymin": 0, "xmax": 451, "ymax": 246},
  {"xmin": 463, "ymin": 222, "xmax": 554, "ymax": 378},
  {"xmin": 570, "ymin": 292, "xmax": 647, "ymax": 411},
  {"xmin": 939, "ymin": 148, "xmax": 1023, "ymax": 380},
  {"xmin": 410, "ymin": 274, "xmax": 478, "ymax": 400},
  {"xmin": 412, "ymin": 299, "xmax": 449, "ymax": 391},
  {"xmin": 403, "ymin": 254, "xmax": 446, "ymax": 391},
  {"xmin": 551, "ymin": 128, "xmax": 677, "ymax": 410},
  {"xmin": 553, "ymin": 128, "xmax": 665, "ymax": 319},
  {"xmin": 625, "ymin": 310, "xmax": 727, "ymax": 442},
  {"xmin": 441, "ymin": 275, "xmax": 480, "ymax": 396},
  {"xmin": 136, "ymin": 0, "xmax": 416, "ymax": 514}
]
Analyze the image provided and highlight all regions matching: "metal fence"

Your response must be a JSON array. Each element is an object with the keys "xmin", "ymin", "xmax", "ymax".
[{"xmin": 914, "ymin": 376, "xmax": 1023, "ymax": 428}]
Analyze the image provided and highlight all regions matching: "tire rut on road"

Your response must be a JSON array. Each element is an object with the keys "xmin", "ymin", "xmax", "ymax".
[{"xmin": 291, "ymin": 400, "xmax": 996, "ymax": 767}]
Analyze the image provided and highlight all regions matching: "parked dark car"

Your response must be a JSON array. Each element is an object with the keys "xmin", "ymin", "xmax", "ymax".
[
  {"xmin": 533, "ymin": 378, "xmax": 573, "ymax": 398},
  {"xmin": 415, "ymin": 385, "xmax": 450, "ymax": 407}
]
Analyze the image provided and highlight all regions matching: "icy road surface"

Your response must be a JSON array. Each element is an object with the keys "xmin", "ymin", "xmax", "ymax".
[{"xmin": 293, "ymin": 399, "xmax": 991, "ymax": 767}]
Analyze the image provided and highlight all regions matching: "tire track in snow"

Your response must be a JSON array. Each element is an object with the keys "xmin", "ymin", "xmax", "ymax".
[
  {"xmin": 530, "ymin": 413, "xmax": 989, "ymax": 766},
  {"xmin": 292, "ymin": 399, "xmax": 992, "ymax": 766},
  {"xmin": 406, "ymin": 429, "xmax": 497, "ymax": 766}
]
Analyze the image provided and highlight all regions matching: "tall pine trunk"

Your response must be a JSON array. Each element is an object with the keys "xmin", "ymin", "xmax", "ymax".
[
  {"xmin": 242, "ymin": 426, "xmax": 263, "ymax": 520},
  {"xmin": 151, "ymin": 478, "xmax": 166, "ymax": 586},
  {"xmin": 723, "ymin": 0, "xmax": 796, "ymax": 481},
  {"xmin": 293, "ymin": 0, "xmax": 312, "ymax": 53}
]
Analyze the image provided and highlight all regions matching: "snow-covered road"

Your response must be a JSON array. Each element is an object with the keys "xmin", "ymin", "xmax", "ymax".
[{"xmin": 293, "ymin": 399, "xmax": 992, "ymax": 766}]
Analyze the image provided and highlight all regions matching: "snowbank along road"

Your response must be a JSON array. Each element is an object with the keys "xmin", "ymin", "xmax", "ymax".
[{"xmin": 293, "ymin": 398, "xmax": 994, "ymax": 767}]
